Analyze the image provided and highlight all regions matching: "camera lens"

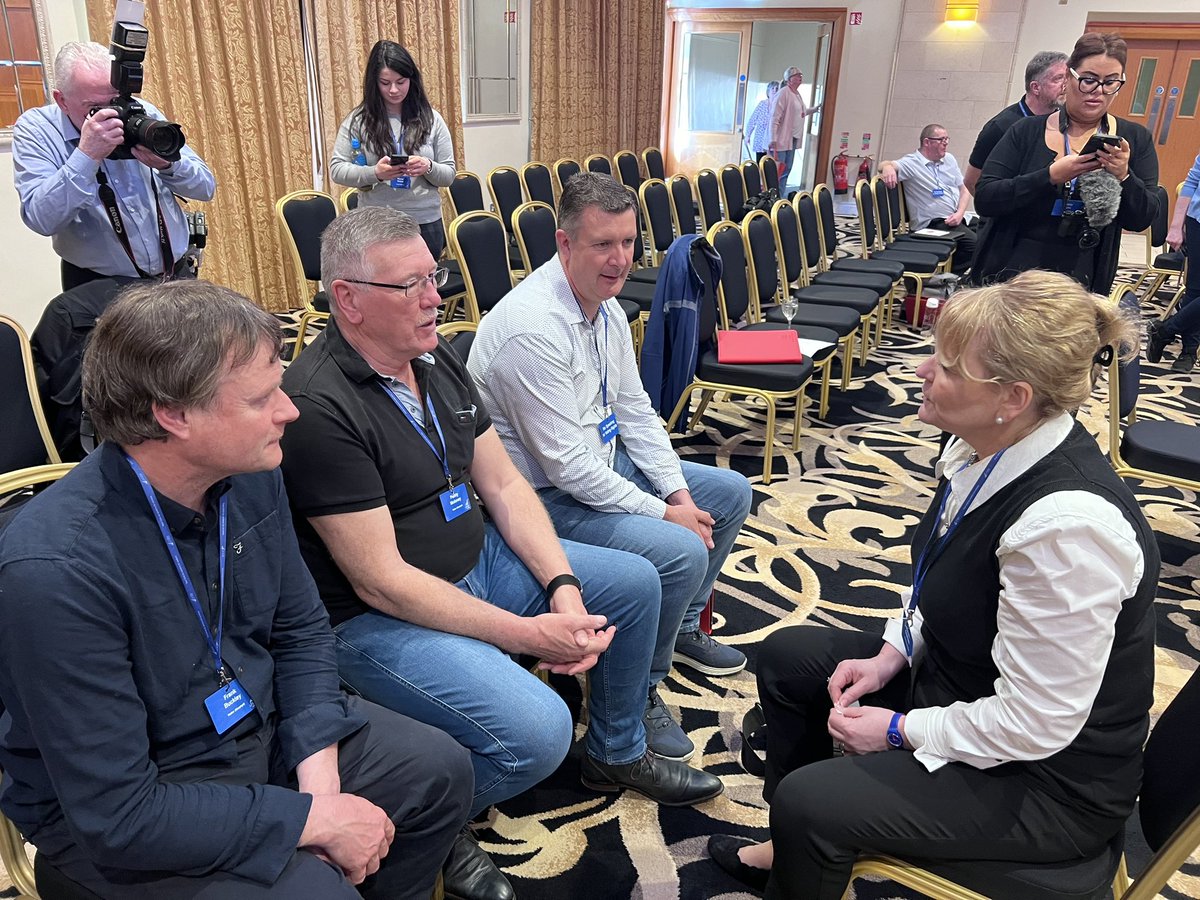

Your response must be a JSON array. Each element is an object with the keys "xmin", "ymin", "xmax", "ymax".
[
  {"xmin": 1078, "ymin": 226, "xmax": 1100, "ymax": 250},
  {"xmin": 130, "ymin": 114, "xmax": 186, "ymax": 160}
]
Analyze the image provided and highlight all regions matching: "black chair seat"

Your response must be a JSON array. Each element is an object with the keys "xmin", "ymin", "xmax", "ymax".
[
  {"xmin": 1122, "ymin": 421, "xmax": 1200, "ymax": 483},
  {"xmin": 812, "ymin": 270, "xmax": 894, "ymax": 297},
  {"xmin": 1153, "ymin": 250, "xmax": 1185, "ymax": 270},
  {"xmin": 438, "ymin": 272, "xmax": 466, "ymax": 300},
  {"xmin": 696, "ymin": 345, "xmax": 814, "ymax": 392},
  {"xmin": 508, "ymin": 244, "xmax": 525, "ymax": 270},
  {"xmin": 443, "ymin": 330, "xmax": 476, "ymax": 364},
  {"xmin": 616, "ymin": 280, "xmax": 657, "ymax": 313},
  {"xmin": 311, "ymin": 290, "xmax": 329, "ymax": 313},
  {"xmin": 872, "ymin": 248, "xmax": 940, "ymax": 273},
  {"xmin": 833, "ymin": 257, "xmax": 905, "ymax": 280},
  {"xmin": 35, "ymin": 853, "xmax": 104, "ymax": 899},
  {"xmin": 792, "ymin": 284, "xmax": 879, "ymax": 316},
  {"xmin": 917, "ymin": 828, "xmax": 1123, "ymax": 900},
  {"xmin": 889, "ymin": 237, "xmax": 952, "ymax": 261},
  {"xmin": 616, "ymin": 296, "xmax": 641, "ymax": 324},
  {"xmin": 765, "ymin": 303, "xmax": 859, "ymax": 337},
  {"xmin": 745, "ymin": 321, "xmax": 839, "ymax": 363},
  {"xmin": 626, "ymin": 265, "xmax": 661, "ymax": 284}
]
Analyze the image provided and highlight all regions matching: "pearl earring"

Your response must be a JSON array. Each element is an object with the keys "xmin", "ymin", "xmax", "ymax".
[{"xmin": 995, "ymin": 416, "xmax": 1004, "ymax": 425}]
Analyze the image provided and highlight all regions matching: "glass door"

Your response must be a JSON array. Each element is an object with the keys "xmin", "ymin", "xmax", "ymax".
[{"xmin": 665, "ymin": 21, "xmax": 753, "ymax": 177}]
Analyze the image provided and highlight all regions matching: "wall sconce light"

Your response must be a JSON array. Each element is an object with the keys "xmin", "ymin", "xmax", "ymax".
[{"xmin": 945, "ymin": 1, "xmax": 979, "ymax": 23}]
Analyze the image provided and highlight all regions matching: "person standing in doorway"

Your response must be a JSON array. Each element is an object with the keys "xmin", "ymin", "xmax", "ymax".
[{"xmin": 769, "ymin": 66, "xmax": 822, "ymax": 186}]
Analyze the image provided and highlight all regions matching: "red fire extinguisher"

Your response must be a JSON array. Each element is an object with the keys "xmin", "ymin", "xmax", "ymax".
[
  {"xmin": 857, "ymin": 156, "xmax": 873, "ymax": 183},
  {"xmin": 832, "ymin": 152, "xmax": 849, "ymax": 195}
]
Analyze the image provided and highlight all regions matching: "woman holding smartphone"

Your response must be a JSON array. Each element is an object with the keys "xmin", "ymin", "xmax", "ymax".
[
  {"xmin": 331, "ymin": 40, "xmax": 456, "ymax": 258},
  {"xmin": 972, "ymin": 32, "xmax": 1158, "ymax": 294}
]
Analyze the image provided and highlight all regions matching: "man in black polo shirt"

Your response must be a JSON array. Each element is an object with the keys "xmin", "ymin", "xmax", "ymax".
[
  {"xmin": 964, "ymin": 50, "xmax": 1068, "ymax": 194},
  {"xmin": 0, "ymin": 281, "xmax": 471, "ymax": 899},
  {"xmin": 279, "ymin": 208, "xmax": 724, "ymax": 876}
]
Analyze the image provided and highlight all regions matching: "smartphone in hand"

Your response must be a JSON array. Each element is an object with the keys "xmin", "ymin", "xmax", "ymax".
[{"xmin": 1080, "ymin": 134, "xmax": 1122, "ymax": 156}]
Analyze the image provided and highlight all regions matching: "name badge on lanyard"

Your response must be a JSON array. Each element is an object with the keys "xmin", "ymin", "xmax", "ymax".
[
  {"xmin": 931, "ymin": 187, "xmax": 946, "ymax": 199},
  {"xmin": 124, "ymin": 454, "xmax": 256, "ymax": 735},
  {"xmin": 380, "ymin": 381, "xmax": 472, "ymax": 522},
  {"xmin": 580, "ymin": 302, "xmax": 619, "ymax": 444}
]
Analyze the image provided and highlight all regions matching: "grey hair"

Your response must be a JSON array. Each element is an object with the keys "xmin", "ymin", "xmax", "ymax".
[
  {"xmin": 558, "ymin": 172, "xmax": 636, "ymax": 237},
  {"xmin": 919, "ymin": 123, "xmax": 947, "ymax": 143},
  {"xmin": 320, "ymin": 205, "xmax": 422, "ymax": 289},
  {"xmin": 782, "ymin": 66, "xmax": 802, "ymax": 81},
  {"xmin": 1025, "ymin": 50, "xmax": 1068, "ymax": 90},
  {"xmin": 83, "ymin": 280, "xmax": 283, "ymax": 446},
  {"xmin": 54, "ymin": 41, "xmax": 111, "ymax": 94}
]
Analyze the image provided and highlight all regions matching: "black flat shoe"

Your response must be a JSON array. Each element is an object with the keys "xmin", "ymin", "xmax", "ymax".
[
  {"xmin": 581, "ymin": 750, "xmax": 724, "ymax": 806},
  {"xmin": 443, "ymin": 829, "xmax": 515, "ymax": 900},
  {"xmin": 708, "ymin": 834, "xmax": 770, "ymax": 892}
]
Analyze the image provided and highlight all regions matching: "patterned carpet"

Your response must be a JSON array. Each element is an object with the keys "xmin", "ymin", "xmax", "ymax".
[{"xmin": 3, "ymin": 261, "xmax": 1198, "ymax": 899}]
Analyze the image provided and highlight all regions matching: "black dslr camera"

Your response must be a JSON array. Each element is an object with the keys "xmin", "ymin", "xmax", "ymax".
[{"xmin": 89, "ymin": 22, "xmax": 186, "ymax": 162}]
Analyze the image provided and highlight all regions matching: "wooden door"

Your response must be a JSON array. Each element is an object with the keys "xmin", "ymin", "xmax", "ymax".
[{"xmin": 1098, "ymin": 31, "xmax": 1200, "ymax": 217}]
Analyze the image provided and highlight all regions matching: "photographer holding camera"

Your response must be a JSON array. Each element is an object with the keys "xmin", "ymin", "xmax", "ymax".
[{"xmin": 14, "ymin": 41, "xmax": 215, "ymax": 291}]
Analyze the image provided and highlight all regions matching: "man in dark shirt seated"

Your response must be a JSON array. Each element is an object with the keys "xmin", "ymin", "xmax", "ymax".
[
  {"xmin": 0, "ymin": 280, "xmax": 472, "ymax": 899},
  {"xmin": 279, "ymin": 208, "xmax": 724, "ymax": 845}
]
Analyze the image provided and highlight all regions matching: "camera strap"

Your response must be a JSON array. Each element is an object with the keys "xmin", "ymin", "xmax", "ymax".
[{"xmin": 95, "ymin": 167, "xmax": 174, "ymax": 279}]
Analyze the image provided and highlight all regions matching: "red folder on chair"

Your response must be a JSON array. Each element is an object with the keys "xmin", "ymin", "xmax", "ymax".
[{"xmin": 717, "ymin": 329, "xmax": 803, "ymax": 364}]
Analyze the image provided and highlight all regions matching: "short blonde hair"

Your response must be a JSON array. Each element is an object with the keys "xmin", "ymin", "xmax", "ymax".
[{"xmin": 934, "ymin": 270, "xmax": 1137, "ymax": 417}]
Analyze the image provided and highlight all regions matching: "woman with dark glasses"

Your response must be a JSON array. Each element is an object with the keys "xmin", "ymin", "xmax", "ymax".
[{"xmin": 971, "ymin": 32, "xmax": 1159, "ymax": 295}]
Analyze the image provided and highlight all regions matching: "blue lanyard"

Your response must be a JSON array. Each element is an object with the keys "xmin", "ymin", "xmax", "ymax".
[
  {"xmin": 1017, "ymin": 98, "xmax": 1032, "ymax": 118},
  {"xmin": 1062, "ymin": 130, "xmax": 1079, "ymax": 195},
  {"xmin": 902, "ymin": 449, "xmax": 1006, "ymax": 656},
  {"xmin": 125, "ymin": 454, "xmax": 228, "ymax": 682},
  {"xmin": 575, "ymin": 300, "xmax": 611, "ymax": 408},
  {"xmin": 380, "ymin": 380, "xmax": 454, "ymax": 487},
  {"xmin": 929, "ymin": 160, "xmax": 943, "ymax": 188}
]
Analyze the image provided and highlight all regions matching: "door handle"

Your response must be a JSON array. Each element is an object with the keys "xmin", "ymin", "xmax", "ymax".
[
  {"xmin": 1158, "ymin": 85, "xmax": 1180, "ymax": 145},
  {"xmin": 1146, "ymin": 85, "xmax": 1164, "ymax": 138}
]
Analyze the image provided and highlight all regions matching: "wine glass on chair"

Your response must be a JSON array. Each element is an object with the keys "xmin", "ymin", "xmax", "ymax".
[{"xmin": 780, "ymin": 296, "xmax": 798, "ymax": 327}]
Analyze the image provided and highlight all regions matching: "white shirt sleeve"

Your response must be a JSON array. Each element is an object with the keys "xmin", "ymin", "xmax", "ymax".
[{"xmin": 903, "ymin": 490, "xmax": 1144, "ymax": 771}]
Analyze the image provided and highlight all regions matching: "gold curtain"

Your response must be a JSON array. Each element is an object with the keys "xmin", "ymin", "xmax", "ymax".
[
  {"xmin": 87, "ymin": 0, "xmax": 312, "ymax": 312},
  {"xmin": 530, "ymin": 0, "xmax": 665, "ymax": 163},
  {"xmin": 312, "ymin": 0, "xmax": 464, "ymax": 192}
]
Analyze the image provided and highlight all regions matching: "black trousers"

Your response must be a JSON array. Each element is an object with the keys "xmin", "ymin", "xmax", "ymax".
[
  {"xmin": 61, "ymin": 256, "xmax": 195, "ymax": 292},
  {"xmin": 925, "ymin": 219, "xmax": 976, "ymax": 276},
  {"xmin": 757, "ymin": 626, "xmax": 1114, "ymax": 900},
  {"xmin": 418, "ymin": 220, "xmax": 446, "ymax": 261},
  {"xmin": 50, "ymin": 698, "xmax": 473, "ymax": 899}
]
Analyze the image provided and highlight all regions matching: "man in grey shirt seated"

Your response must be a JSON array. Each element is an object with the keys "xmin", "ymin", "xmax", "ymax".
[
  {"xmin": 469, "ymin": 173, "xmax": 753, "ymax": 764},
  {"xmin": 880, "ymin": 124, "xmax": 976, "ymax": 274}
]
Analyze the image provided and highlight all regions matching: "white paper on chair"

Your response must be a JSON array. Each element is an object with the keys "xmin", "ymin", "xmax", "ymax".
[
  {"xmin": 799, "ymin": 338, "xmax": 836, "ymax": 356},
  {"xmin": 912, "ymin": 227, "xmax": 951, "ymax": 237}
]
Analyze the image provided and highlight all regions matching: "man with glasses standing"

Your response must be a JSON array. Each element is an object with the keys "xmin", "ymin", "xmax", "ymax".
[
  {"xmin": 880, "ymin": 124, "xmax": 976, "ymax": 275},
  {"xmin": 963, "ymin": 51, "xmax": 1069, "ymax": 194},
  {"xmin": 280, "ymin": 206, "xmax": 725, "ymax": 898}
]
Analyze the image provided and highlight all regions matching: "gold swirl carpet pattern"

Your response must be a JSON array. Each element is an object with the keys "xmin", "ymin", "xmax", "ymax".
[{"xmin": 3, "ymin": 265, "xmax": 1198, "ymax": 900}]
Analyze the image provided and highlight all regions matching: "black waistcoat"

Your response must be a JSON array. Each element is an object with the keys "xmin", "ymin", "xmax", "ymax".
[{"xmin": 910, "ymin": 421, "xmax": 1159, "ymax": 824}]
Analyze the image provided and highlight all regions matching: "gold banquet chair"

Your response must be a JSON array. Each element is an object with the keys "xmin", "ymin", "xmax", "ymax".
[
  {"xmin": 665, "ymin": 223, "xmax": 814, "ymax": 484},
  {"xmin": 0, "ymin": 462, "xmax": 76, "ymax": 900},
  {"xmin": 1105, "ymin": 284, "xmax": 1200, "ymax": 493},
  {"xmin": 846, "ymin": 670, "xmax": 1200, "ymax": 900},
  {"xmin": 274, "ymin": 190, "xmax": 337, "ymax": 358}
]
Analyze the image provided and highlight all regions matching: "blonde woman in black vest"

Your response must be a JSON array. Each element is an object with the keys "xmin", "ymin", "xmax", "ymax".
[{"xmin": 708, "ymin": 270, "xmax": 1159, "ymax": 900}]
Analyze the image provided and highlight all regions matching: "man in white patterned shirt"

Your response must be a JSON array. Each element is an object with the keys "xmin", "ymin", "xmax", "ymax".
[{"xmin": 469, "ymin": 173, "xmax": 753, "ymax": 764}]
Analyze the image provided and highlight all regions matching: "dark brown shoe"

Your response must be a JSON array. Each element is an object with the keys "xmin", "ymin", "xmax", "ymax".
[{"xmin": 580, "ymin": 750, "xmax": 724, "ymax": 806}]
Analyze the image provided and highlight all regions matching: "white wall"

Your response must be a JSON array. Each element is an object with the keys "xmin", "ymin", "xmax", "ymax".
[{"xmin": 0, "ymin": 0, "xmax": 88, "ymax": 332}]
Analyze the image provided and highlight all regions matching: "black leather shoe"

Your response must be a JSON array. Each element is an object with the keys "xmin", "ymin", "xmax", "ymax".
[
  {"xmin": 442, "ymin": 829, "xmax": 515, "ymax": 900},
  {"xmin": 580, "ymin": 750, "xmax": 724, "ymax": 806},
  {"xmin": 1146, "ymin": 321, "xmax": 1169, "ymax": 364},
  {"xmin": 708, "ymin": 834, "xmax": 770, "ymax": 891}
]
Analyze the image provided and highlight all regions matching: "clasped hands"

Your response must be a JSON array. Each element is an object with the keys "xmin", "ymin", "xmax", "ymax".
[{"xmin": 825, "ymin": 652, "xmax": 904, "ymax": 755}]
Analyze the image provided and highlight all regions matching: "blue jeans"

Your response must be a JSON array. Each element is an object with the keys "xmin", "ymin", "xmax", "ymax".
[
  {"xmin": 333, "ymin": 524, "xmax": 660, "ymax": 816},
  {"xmin": 538, "ymin": 446, "xmax": 752, "ymax": 685}
]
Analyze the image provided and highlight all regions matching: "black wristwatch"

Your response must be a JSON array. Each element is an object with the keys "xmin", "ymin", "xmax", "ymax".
[{"xmin": 544, "ymin": 573, "xmax": 582, "ymax": 601}]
